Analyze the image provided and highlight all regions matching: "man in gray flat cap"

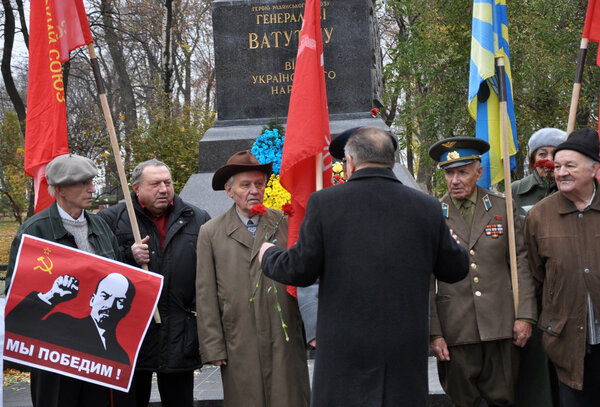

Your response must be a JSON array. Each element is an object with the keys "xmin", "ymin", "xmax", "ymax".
[{"xmin": 5, "ymin": 153, "xmax": 121, "ymax": 407}]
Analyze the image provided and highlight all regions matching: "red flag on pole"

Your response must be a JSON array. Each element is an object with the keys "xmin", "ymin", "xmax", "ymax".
[
  {"xmin": 281, "ymin": 0, "xmax": 332, "ymax": 241},
  {"xmin": 25, "ymin": 0, "xmax": 93, "ymax": 212},
  {"xmin": 584, "ymin": 0, "xmax": 600, "ymax": 49},
  {"xmin": 582, "ymin": 0, "xmax": 600, "ymax": 148},
  {"xmin": 280, "ymin": 0, "xmax": 332, "ymax": 297}
]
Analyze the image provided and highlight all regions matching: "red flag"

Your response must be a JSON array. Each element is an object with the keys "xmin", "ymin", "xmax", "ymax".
[
  {"xmin": 582, "ymin": 0, "xmax": 600, "ymax": 147},
  {"xmin": 280, "ymin": 0, "xmax": 332, "ymax": 297},
  {"xmin": 25, "ymin": 0, "xmax": 93, "ymax": 213},
  {"xmin": 583, "ymin": 0, "xmax": 600, "ymax": 64},
  {"xmin": 54, "ymin": 0, "xmax": 94, "ymax": 61}
]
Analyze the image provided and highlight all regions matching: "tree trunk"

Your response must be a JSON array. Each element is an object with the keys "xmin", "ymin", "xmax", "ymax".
[
  {"xmin": 1, "ymin": 0, "xmax": 27, "ymax": 134},
  {"xmin": 14, "ymin": 0, "xmax": 28, "ymax": 47},
  {"xmin": 0, "ymin": 189, "xmax": 23, "ymax": 224},
  {"xmin": 161, "ymin": 0, "xmax": 174, "ymax": 113},
  {"xmin": 205, "ymin": 68, "xmax": 215, "ymax": 112}
]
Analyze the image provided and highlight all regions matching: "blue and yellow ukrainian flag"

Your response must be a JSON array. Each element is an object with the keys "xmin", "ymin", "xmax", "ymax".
[{"xmin": 469, "ymin": 0, "xmax": 517, "ymax": 189}]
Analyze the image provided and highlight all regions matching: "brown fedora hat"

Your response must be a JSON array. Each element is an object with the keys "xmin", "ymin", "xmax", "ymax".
[{"xmin": 212, "ymin": 150, "xmax": 273, "ymax": 190}]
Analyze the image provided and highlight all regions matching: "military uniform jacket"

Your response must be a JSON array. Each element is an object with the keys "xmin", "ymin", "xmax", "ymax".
[{"xmin": 430, "ymin": 186, "xmax": 537, "ymax": 346}]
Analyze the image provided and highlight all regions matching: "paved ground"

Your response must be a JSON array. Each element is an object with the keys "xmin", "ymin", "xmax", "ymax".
[{"xmin": 4, "ymin": 358, "xmax": 451, "ymax": 406}]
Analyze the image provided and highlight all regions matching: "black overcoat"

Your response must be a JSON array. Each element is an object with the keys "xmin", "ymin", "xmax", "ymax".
[
  {"xmin": 99, "ymin": 193, "xmax": 210, "ymax": 372},
  {"xmin": 261, "ymin": 167, "xmax": 469, "ymax": 406}
]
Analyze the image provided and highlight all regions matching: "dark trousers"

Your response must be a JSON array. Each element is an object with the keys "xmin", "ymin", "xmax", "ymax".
[
  {"xmin": 514, "ymin": 328, "xmax": 555, "ymax": 407},
  {"xmin": 30, "ymin": 368, "xmax": 110, "ymax": 407},
  {"xmin": 113, "ymin": 370, "xmax": 195, "ymax": 407},
  {"xmin": 438, "ymin": 339, "xmax": 518, "ymax": 407},
  {"xmin": 558, "ymin": 344, "xmax": 600, "ymax": 407}
]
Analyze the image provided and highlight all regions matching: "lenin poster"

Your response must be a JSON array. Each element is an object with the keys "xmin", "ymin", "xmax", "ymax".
[{"xmin": 3, "ymin": 234, "xmax": 164, "ymax": 391}]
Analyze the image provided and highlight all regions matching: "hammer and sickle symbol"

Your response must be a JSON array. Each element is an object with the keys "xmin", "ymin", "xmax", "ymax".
[{"xmin": 34, "ymin": 256, "xmax": 54, "ymax": 275}]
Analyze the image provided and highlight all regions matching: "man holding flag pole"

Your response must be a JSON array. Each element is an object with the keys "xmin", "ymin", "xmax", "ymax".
[
  {"xmin": 17, "ymin": 0, "xmax": 162, "ymax": 405},
  {"xmin": 427, "ymin": 2, "xmax": 538, "ymax": 407}
]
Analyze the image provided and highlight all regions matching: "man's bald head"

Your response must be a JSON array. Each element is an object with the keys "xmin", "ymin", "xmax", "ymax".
[{"xmin": 344, "ymin": 127, "xmax": 397, "ymax": 168}]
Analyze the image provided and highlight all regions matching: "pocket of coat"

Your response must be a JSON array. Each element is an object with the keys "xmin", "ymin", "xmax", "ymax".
[
  {"xmin": 436, "ymin": 295, "xmax": 451, "ymax": 303},
  {"xmin": 538, "ymin": 315, "xmax": 566, "ymax": 337},
  {"xmin": 183, "ymin": 314, "xmax": 200, "ymax": 355}
]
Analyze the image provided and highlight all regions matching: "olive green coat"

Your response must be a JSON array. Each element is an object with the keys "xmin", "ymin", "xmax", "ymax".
[
  {"xmin": 195, "ymin": 205, "xmax": 309, "ymax": 407},
  {"xmin": 430, "ymin": 187, "xmax": 537, "ymax": 345},
  {"xmin": 511, "ymin": 172, "xmax": 556, "ymax": 219}
]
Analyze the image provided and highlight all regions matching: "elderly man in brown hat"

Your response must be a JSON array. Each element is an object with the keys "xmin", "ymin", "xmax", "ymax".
[
  {"xmin": 525, "ymin": 128, "xmax": 600, "ymax": 407},
  {"xmin": 5, "ymin": 154, "xmax": 121, "ymax": 407},
  {"xmin": 195, "ymin": 151, "xmax": 310, "ymax": 407}
]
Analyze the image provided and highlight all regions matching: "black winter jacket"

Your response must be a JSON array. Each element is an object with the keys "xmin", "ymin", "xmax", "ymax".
[{"xmin": 99, "ymin": 193, "xmax": 210, "ymax": 372}]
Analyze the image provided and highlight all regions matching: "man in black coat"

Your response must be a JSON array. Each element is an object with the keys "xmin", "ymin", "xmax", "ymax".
[
  {"xmin": 99, "ymin": 159, "xmax": 210, "ymax": 407},
  {"xmin": 259, "ymin": 127, "xmax": 469, "ymax": 406}
]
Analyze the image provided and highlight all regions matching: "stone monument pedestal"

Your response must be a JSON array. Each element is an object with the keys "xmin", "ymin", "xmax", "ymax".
[
  {"xmin": 181, "ymin": 114, "xmax": 420, "ymax": 218},
  {"xmin": 180, "ymin": 0, "xmax": 419, "ymax": 216}
]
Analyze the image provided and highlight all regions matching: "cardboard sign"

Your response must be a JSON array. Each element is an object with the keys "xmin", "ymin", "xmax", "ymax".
[{"xmin": 4, "ymin": 234, "xmax": 163, "ymax": 391}]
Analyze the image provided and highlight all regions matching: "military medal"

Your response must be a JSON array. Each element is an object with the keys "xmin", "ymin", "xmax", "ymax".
[{"xmin": 485, "ymin": 224, "xmax": 503, "ymax": 238}]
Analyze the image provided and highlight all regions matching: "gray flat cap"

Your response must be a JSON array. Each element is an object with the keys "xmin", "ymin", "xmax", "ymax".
[
  {"xmin": 528, "ymin": 128, "xmax": 566, "ymax": 155},
  {"xmin": 45, "ymin": 154, "xmax": 98, "ymax": 186}
]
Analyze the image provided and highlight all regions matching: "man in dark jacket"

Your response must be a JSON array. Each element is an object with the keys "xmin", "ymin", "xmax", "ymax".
[
  {"xmin": 5, "ymin": 154, "xmax": 121, "ymax": 407},
  {"xmin": 258, "ymin": 127, "xmax": 469, "ymax": 406},
  {"xmin": 99, "ymin": 158, "xmax": 210, "ymax": 407}
]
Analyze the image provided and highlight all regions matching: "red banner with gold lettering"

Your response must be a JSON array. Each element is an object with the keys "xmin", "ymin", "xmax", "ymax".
[
  {"xmin": 3, "ymin": 235, "xmax": 163, "ymax": 391},
  {"xmin": 25, "ymin": 0, "xmax": 93, "ymax": 213}
]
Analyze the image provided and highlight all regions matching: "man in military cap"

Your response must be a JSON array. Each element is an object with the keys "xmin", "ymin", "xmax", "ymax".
[
  {"xmin": 428, "ymin": 138, "xmax": 537, "ymax": 407},
  {"xmin": 5, "ymin": 154, "xmax": 121, "ymax": 407}
]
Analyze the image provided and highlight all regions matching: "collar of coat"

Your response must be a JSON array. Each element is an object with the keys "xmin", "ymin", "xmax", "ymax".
[
  {"xmin": 441, "ymin": 186, "xmax": 502, "ymax": 247},
  {"xmin": 46, "ymin": 201, "xmax": 100, "ymax": 242},
  {"xmin": 441, "ymin": 186, "xmax": 497, "ymax": 218},
  {"xmin": 347, "ymin": 166, "xmax": 401, "ymax": 183},
  {"xmin": 223, "ymin": 204, "xmax": 285, "ymax": 261},
  {"xmin": 557, "ymin": 179, "xmax": 600, "ymax": 214},
  {"xmin": 513, "ymin": 173, "xmax": 542, "ymax": 195},
  {"xmin": 131, "ymin": 191, "xmax": 192, "ymax": 226}
]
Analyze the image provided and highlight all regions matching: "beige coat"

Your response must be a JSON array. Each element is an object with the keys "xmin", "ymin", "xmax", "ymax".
[
  {"xmin": 196, "ymin": 205, "xmax": 309, "ymax": 407},
  {"xmin": 430, "ymin": 187, "xmax": 537, "ymax": 345}
]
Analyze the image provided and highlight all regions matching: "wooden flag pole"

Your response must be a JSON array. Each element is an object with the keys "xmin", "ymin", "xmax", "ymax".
[
  {"xmin": 316, "ymin": 153, "xmax": 323, "ymax": 191},
  {"xmin": 567, "ymin": 38, "xmax": 589, "ymax": 136},
  {"xmin": 496, "ymin": 56, "xmax": 519, "ymax": 315},
  {"xmin": 87, "ymin": 43, "xmax": 161, "ymax": 324}
]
